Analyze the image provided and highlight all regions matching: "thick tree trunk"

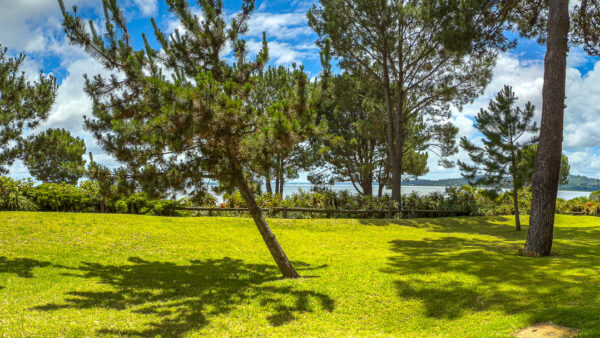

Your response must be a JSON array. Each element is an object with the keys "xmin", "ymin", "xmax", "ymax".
[
  {"xmin": 525, "ymin": 0, "xmax": 569, "ymax": 256},
  {"xmin": 233, "ymin": 167, "xmax": 300, "ymax": 278},
  {"xmin": 513, "ymin": 187, "xmax": 521, "ymax": 231},
  {"xmin": 361, "ymin": 173, "xmax": 373, "ymax": 196}
]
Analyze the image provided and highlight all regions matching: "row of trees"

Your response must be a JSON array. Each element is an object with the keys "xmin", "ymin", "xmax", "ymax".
[{"xmin": 1, "ymin": 0, "xmax": 599, "ymax": 277}]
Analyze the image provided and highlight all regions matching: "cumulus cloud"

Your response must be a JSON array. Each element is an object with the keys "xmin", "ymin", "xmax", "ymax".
[
  {"xmin": 246, "ymin": 39, "xmax": 318, "ymax": 65},
  {"xmin": 246, "ymin": 12, "xmax": 313, "ymax": 40},
  {"xmin": 0, "ymin": 0, "xmax": 99, "ymax": 54}
]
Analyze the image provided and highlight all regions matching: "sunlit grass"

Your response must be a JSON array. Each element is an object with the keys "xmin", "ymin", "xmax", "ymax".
[{"xmin": 1, "ymin": 212, "xmax": 599, "ymax": 336}]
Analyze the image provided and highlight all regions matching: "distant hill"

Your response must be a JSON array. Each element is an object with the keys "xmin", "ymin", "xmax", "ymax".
[{"xmin": 405, "ymin": 175, "xmax": 600, "ymax": 192}]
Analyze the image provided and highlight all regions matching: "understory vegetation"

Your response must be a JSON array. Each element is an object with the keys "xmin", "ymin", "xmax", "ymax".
[
  {"xmin": 1, "ymin": 213, "xmax": 599, "ymax": 336},
  {"xmin": 2, "ymin": 176, "xmax": 599, "ymax": 219}
]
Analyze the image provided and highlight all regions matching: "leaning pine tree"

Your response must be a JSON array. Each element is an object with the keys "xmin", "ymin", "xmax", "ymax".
[
  {"xmin": 459, "ymin": 86, "xmax": 539, "ymax": 231},
  {"xmin": 59, "ymin": 0, "xmax": 303, "ymax": 278}
]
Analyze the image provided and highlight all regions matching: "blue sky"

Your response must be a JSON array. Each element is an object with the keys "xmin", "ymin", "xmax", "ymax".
[{"xmin": 1, "ymin": 0, "xmax": 600, "ymax": 182}]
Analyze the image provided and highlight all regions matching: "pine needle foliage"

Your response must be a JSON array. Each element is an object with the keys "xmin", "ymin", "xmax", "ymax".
[
  {"xmin": 0, "ymin": 43, "xmax": 58, "ymax": 173},
  {"xmin": 23, "ymin": 128, "xmax": 87, "ymax": 185},
  {"xmin": 458, "ymin": 86, "xmax": 539, "ymax": 230}
]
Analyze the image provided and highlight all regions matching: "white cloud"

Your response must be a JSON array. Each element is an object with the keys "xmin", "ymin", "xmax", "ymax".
[
  {"xmin": 564, "ymin": 151, "xmax": 600, "ymax": 177},
  {"xmin": 0, "ymin": 0, "xmax": 99, "ymax": 54},
  {"xmin": 246, "ymin": 12, "xmax": 313, "ymax": 40},
  {"xmin": 246, "ymin": 39, "xmax": 317, "ymax": 65},
  {"xmin": 131, "ymin": 0, "xmax": 158, "ymax": 17}
]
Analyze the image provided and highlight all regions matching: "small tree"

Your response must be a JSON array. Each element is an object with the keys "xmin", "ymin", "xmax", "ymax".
[
  {"xmin": 0, "ymin": 43, "xmax": 58, "ymax": 173},
  {"xmin": 23, "ymin": 128, "xmax": 87, "ymax": 184},
  {"xmin": 59, "ymin": 0, "xmax": 304, "ymax": 278},
  {"xmin": 459, "ymin": 86, "xmax": 539, "ymax": 231}
]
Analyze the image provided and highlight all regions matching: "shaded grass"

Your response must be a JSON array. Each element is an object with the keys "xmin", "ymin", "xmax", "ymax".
[{"xmin": 1, "ymin": 213, "xmax": 599, "ymax": 336}]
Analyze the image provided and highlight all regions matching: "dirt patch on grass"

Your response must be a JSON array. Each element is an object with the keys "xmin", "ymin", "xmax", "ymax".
[{"xmin": 514, "ymin": 323, "xmax": 578, "ymax": 337}]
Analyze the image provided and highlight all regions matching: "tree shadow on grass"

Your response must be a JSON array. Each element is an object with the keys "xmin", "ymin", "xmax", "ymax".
[
  {"xmin": 383, "ymin": 235, "xmax": 600, "ymax": 333},
  {"xmin": 0, "ymin": 256, "xmax": 51, "ymax": 290},
  {"xmin": 361, "ymin": 216, "xmax": 600, "ymax": 242},
  {"xmin": 0, "ymin": 256, "xmax": 51, "ymax": 289},
  {"xmin": 33, "ymin": 257, "xmax": 334, "ymax": 336}
]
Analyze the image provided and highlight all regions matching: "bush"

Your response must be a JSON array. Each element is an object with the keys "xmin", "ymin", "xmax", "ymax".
[
  {"xmin": 31, "ymin": 183, "xmax": 88, "ymax": 212},
  {"xmin": 115, "ymin": 200, "xmax": 128, "ymax": 214},
  {"xmin": 0, "ymin": 177, "xmax": 37, "ymax": 211}
]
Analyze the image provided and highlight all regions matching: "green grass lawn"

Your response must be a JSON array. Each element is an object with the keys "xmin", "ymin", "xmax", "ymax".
[{"xmin": 1, "ymin": 213, "xmax": 599, "ymax": 337}]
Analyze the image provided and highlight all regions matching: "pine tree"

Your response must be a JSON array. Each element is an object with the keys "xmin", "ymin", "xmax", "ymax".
[
  {"xmin": 22, "ymin": 128, "xmax": 87, "ymax": 184},
  {"xmin": 308, "ymin": 0, "xmax": 491, "ymax": 204},
  {"xmin": 459, "ymin": 86, "xmax": 539, "ymax": 231},
  {"xmin": 0, "ymin": 43, "xmax": 58, "ymax": 173},
  {"xmin": 58, "ymin": 0, "xmax": 304, "ymax": 278},
  {"xmin": 313, "ymin": 69, "xmax": 428, "ymax": 197}
]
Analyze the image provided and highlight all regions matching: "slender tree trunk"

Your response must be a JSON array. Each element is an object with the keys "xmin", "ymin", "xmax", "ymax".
[
  {"xmin": 513, "ymin": 186, "xmax": 521, "ymax": 231},
  {"xmin": 279, "ymin": 176, "xmax": 285, "ymax": 195},
  {"xmin": 525, "ymin": 0, "xmax": 569, "ymax": 256},
  {"xmin": 381, "ymin": 57, "xmax": 402, "ymax": 204},
  {"xmin": 233, "ymin": 166, "xmax": 299, "ymax": 278},
  {"xmin": 275, "ymin": 170, "xmax": 280, "ymax": 196},
  {"xmin": 265, "ymin": 174, "xmax": 272, "ymax": 194}
]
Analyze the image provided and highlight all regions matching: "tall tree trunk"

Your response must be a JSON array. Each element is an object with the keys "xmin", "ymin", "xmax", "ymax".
[
  {"xmin": 381, "ymin": 56, "xmax": 402, "ymax": 204},
  {"xmin": 233, "ymin": 165, "xmax": 299, "ymax": 278},
  {"xmin": 513, "ymin": 186, "xmax": 521, "ymax": 231},
  {"xmin": 265, "ymin": 174, "xmax": 272, "ymax": 194},
  {"xmin": 275, "ymin": 169, "xmax": 280, "ymax": 196},
  {"xmin": 525, "ymin": 0, "xmax": 569, "ymax": 256},
  {"xmin": 279, "ymin": 175, "xmax": 285, "ymax": 195},
  {"xmin": 391, "ymin": 123, "xmax": 404, "ymax": 206}
]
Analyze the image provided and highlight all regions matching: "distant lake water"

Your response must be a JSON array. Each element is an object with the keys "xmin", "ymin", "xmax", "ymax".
[{"xmin": 247, "ymin": 183, "xmax": 590, "ymax": 201}]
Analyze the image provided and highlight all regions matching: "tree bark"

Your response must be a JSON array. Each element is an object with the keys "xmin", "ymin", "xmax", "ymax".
[
  {"xmin": 513, "ymin": 186, "xmax": 521, "ymax": 231},
  {"xmin": 525, "ymin": 0, "xmax": 569, "ymax": 256},
  {"xmin": 233, "ymin": 166, "xmax": 300, "ymax": 278},
  {"xmin": 265, "ymin": 174, "xmax": 272, "ymax": 194},
  {"xmin": 361, "ymin": 173, "xmax": 373, "ymax": 196}
]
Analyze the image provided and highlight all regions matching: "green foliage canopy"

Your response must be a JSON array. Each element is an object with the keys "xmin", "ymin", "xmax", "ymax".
[{"xmin": 23, "ymin": 128, "xmax": 87, "ymax": 184}]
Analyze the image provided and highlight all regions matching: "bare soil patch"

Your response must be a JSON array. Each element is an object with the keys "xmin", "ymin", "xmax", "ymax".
[{"xmin": 514, "ymin": 323, "xmax": 578, "ymax": 337}]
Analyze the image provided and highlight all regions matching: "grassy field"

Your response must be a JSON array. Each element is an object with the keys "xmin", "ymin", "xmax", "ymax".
[{"xmin": 1, "ymin": 213, "xmax": 599, "ymax": 337}]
